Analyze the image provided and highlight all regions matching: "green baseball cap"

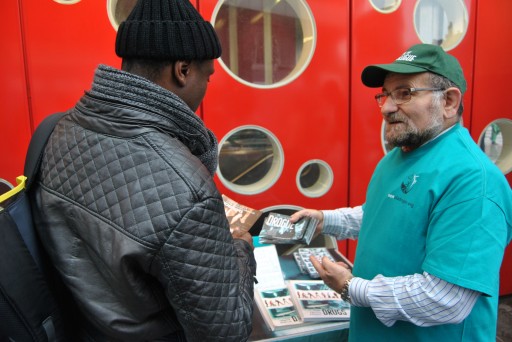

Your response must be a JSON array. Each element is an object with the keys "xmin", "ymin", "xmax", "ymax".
[{"xmin": 361, "ymin": 43, "xmax": 467, "ymax": 94}]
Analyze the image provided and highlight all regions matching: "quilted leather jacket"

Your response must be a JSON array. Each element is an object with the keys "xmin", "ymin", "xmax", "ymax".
[{"xmin": 33, "ymin": 66, "xmax": 256, "ymax": 341}]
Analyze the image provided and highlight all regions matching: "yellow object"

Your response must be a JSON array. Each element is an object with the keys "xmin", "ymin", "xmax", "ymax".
[{"xmin": 0, "ymin": 176, "xmax": 27, "ymax": 203}]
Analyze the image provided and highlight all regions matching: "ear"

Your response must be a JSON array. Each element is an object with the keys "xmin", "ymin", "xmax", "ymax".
[
  {"xmin": 173, "ymin": 60, "xmax": 192, "ymax": 87},
  {"xmin": 443, "ymin": 87, "xmax": 462, "ymax": 119}
]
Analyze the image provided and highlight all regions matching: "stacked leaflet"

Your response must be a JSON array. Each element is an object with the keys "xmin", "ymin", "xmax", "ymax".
[
  {"xmin": 259, "ymin": 212, "xmax": 318, "ymax": 245},
  {"xmin": 288, "ymin": 280, "xmax": 350, "ymax": 322},
  {"xmin": 253, "ymin": 245, "xmax": 304, "ymax": 331}
]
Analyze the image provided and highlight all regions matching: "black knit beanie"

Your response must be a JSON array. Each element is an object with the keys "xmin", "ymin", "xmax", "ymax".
[{"xmin": 115, "ymin": 0, "xmax": 222, "ymax": 60}]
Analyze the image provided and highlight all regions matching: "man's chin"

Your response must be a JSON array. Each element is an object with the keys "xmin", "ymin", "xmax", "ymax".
[
  {"xmin": 385, "ymin": 130, "xmax": 405, "ymax": 147},
  {"xmin": 386, "ymin": 135, "xmax": 412, "ymax": 149}
]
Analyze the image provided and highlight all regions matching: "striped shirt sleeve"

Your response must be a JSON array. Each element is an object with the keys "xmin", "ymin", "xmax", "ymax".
[
  {"xmin": 321, "ymin": 206, "xmax": 363, "ymax": 240},
  {"xmin": 350, "ymin": 272, "xmax": 480, "ymax": 327}
]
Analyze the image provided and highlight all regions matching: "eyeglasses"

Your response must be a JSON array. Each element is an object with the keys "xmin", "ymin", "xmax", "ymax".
[{"xmin": 374, "ymin": 87, "xmax": 445, "ymax": 107}]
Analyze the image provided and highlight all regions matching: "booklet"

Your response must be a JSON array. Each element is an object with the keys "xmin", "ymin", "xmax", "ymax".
[
  {"xmin": 288, "ymin": 280, "xmax": 350, "ymax": 322},
  {"xmin": 253, "ymin": 245, "xmax": 304, "ymax": 331},
  {"xmin": 222, "ymin": 194, "xmax": 263, "ymax": 233},
  {"xmin": 259, "ymin": 212, "xmax": 318, "ymax": 245}
]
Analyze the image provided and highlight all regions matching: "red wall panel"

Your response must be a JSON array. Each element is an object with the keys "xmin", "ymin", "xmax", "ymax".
[
  {"xmin": 471, "ymin": 0, "xmax": 512, "ymax": 295},
  {"xmin": 2, "ymin": 0, "xmax": 122, "ymax": 182},
  {"xmin": 20, "ymin": 0, "xmax": 121, "ymax": 126},
  {"xmin": 0, "ymin": 1, "xmax": 31, "ymax": 184}
]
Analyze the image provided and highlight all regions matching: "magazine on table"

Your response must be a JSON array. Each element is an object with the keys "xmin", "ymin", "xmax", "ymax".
[
  {"xmin": 288, "ymin": 280, "xmax": 350, "ymax": 322},
  {"xmin": 259, "ymin": 212, "xmax": 318, "ymax": 245},
  {"xmin": 253, "ymin": 286, "xmax": 304, "ymax": 331},
  {"xmin": 253, "ymin": 245, "xmax": 304, "ymax": 331}
]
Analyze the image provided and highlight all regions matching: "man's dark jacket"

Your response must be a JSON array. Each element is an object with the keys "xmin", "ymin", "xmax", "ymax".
[{"xmin": 32, "ymin": 65, "xmax": 256, "ymax": 341}]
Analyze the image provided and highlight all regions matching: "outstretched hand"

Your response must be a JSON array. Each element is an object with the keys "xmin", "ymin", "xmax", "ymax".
[
  {"xmin": 309, "ymin": 256, "xmax": 352, "ymax": 293},
  {"xmin": 289, "ymin": 209, "xmax": 324, "ymax": 238}
]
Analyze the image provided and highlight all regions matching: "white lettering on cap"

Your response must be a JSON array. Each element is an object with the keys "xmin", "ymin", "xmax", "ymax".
[{"xmin": 396, "ymin": 51, "xmax": 417, "ymax": 62}]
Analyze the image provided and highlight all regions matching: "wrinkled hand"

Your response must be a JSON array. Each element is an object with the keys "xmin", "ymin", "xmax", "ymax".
[
  {"xmin": 231, "ymin": 228, "xmax": 254, "ymax": 249},
  {"xmin": 309, "ymin": 256, "xmax": 352, "ymax": 293},
  {"xmin": 289, "ymin": 209, "xmax": 324, "ymax": 238}
]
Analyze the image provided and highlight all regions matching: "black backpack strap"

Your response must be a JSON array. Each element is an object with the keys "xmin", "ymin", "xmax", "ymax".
[
  {"xmin": 24, "ymin": 113, "xmax": 66, "ymax": 189},
  {"xmin": 0, "ymin": 112, "xmax": 68, "ymax": 341}
]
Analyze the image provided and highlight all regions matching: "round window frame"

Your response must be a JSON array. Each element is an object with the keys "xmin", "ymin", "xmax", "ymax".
[
  {"xmin": 477, "ymin": 118, "xmax": 512, "ymax": 175},
  {"xmin": 381, "ymin": 120, "xmax": 393, "ymax": 154},
  {"xmin": 413, "ymin": 0, "xmax": 469, "ymax": 51},
  {"xmin": 107, "ymin": 0, "xmax": 139, "ymax": 31},
  {"xmin": 369, "ymin": 0, "xmax": 402, "ymax": 14},
  {"xmin": 211, "ymin": 0, "xmax": 317, "ymax": 89},
  {"xmin": 217, "ymin": 125, "xmax": 284, "ymax": 195},
  {"xmin": 53, "ymin": 0, "xmax": 81, "ymax": 4},
  {"xmin": 107, "ymin": 0, "xmax": 121, "ymax": 30},
  {"xmin": 296, "ymin": 159, "xmax": 334, "ymax": 198}
]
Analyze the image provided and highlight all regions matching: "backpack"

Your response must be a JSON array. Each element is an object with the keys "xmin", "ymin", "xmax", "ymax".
[{"xmin": 0, "ymin": 113, "xmax": 68, "ymax": 341}]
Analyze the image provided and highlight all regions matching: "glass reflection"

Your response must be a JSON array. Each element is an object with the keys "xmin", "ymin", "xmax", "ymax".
[
  {"xmin": 213, "ymin": 0, "xmax": 315, "ymax": 87},
  {"xmin": 414, "ymin": 0, "xmax": 468, "ymax": 51},
  {"xmin": 369, "ymin": 0, "xmax": 402, "ymax": 13},
  {"xmin": 381, "ymin": 121, "xmax": 393, "ymax": 154},
  {"xmin": 0, "ymin": 179, "xmax": 13, "ymax": 196},
  {"xmin": 479, "ymin": 123, "xmax": 503, "ymax": 163},
  {"xmin": 299, "ymin": 163, "xmax": 320, "ymax": 189},
  {"xmin": 53, "ymin": 0, "xmax": 81, "ymax": 4},
  {"xmin": 219, "ymin": 129, "xmax": 274, "ymax": 185},
  {"xmin": 107, "ymin": 0, "xmax": 138, "ymax": 30}
]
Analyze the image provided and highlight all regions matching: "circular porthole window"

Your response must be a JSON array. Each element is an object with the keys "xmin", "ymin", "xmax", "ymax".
[
  {"xmin": 212, "ymin": 0, "xmax": 316, "ymax": 88},
  {"xmin": 381, "ymin": 120, "xmax": 394, "ymax": 154},
  {"xmin": 218, "ymin": 126, "xmax": 284, "ymax": 194},
  {"xmin": 478, "ymin": 119, "xmax": 512, "ymax": 175},
  {"xmin": 107, "ymin": 0, "xmax": 138, "ymax": 30},
  {"xmin": 414, "ymin": 0, "xmax": 468, "ymax": 51},
  {"xmin": 369, "ymin": 0, "xmax": 402, "ymax": 14},
  {"xmin": 0, "ymin": 179, "xmax": 14, "ymax": 194},
  {"xmin": 53, "ymin": 0, "xmax": 81, "ymax": 4},
  {"xmin": 296, "ymin": 160, "xmax": 333, "ymax": 198}
]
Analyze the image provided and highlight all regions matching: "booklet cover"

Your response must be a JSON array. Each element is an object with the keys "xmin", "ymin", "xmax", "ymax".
[
  {"xmin": 259, "ymin": 212, "xmax": 318, "ymax": 245},
  {"xmin": 288, "ymin": 280, "xmax": 350, "ymax": 322},
  {"xmin": 253, "ymin": 245, "xmax": 304, "ymax": 331},
  {"xmin": 222, "ymin": 194, "xmax": 263, "ymax": 233},
  {"xmin": 254, "ymin": 286, "xmax": 304, "ymax": 331}
]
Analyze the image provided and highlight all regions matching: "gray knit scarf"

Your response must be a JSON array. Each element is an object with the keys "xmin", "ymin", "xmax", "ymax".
[{"xmin": 88, "ymin": 64, "xmax": 218, "ymax": 176}]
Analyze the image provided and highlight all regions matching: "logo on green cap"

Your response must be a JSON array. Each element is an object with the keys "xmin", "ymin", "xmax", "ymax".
[{"xmin": 396, "ymin": 51, "xmax": 417, "ymax": 62}]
